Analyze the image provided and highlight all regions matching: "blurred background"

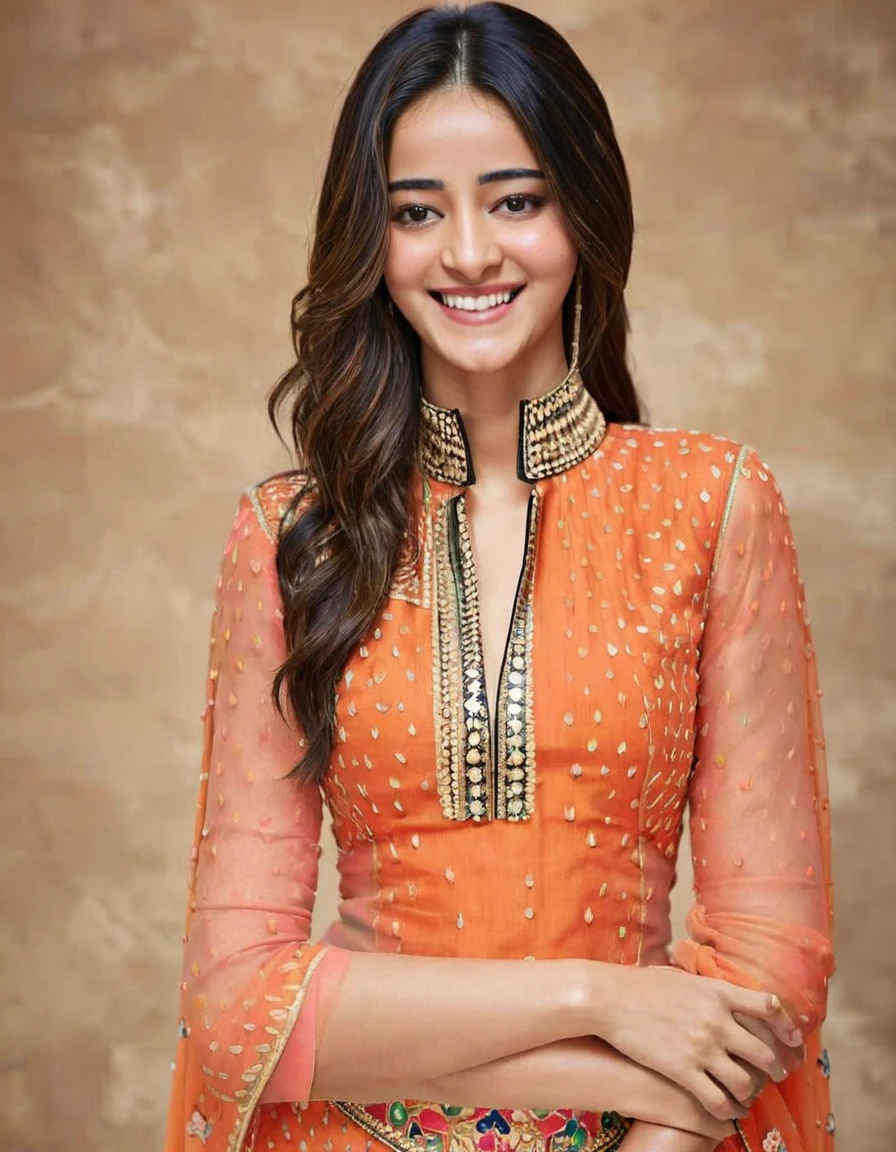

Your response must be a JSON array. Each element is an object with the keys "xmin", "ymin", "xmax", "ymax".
[{"xmin": 1, "ymin": 1, "xmax": 894, "ymax": 1149}]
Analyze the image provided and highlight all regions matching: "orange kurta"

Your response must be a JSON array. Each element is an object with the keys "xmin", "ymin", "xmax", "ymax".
[{"xmin": 165, "ymin": 372, "xmax": 835, "ymax": 1152}]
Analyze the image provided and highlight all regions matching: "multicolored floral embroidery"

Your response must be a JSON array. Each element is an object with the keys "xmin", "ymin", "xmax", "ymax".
[
  {"xmin": 817, "ymin": 1048, "xmax": 831, "ymax": 1078},
  {"xmin": 762, "ymin": 1130, "xmax": 787, "ymax": 1152},
  {"xmin": 333, "ymin": 1101, "xmax": 629, "ymax": 1152},
  {"xmin": 186, "ymin": 1109, "xmax": 213, "ymax": 1143},
  {"xmin": 825, "ymin": 1112, "xmax": 836, "ymax": 1136}
]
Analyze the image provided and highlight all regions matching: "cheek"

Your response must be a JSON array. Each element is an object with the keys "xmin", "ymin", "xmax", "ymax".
[
  {"xmin": 513, "ymin": 224, "xmax": 577, "ymax": 281},
  {"xmin": 384, "ymin": 232, "xmax": 426, "ymax": 297}
]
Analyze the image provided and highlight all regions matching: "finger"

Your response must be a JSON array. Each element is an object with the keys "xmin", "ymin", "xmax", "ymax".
[
  {"xmin": 729, "ymin": 989, "xmax": 802, "ymax": 1047},
  {"xmin": 732, "ymin": 1011, "xmax": 779, "ymax": 1048},
  {"xmin": 693, "ymin": 1073, "xmax": 750, "ymax": 1123},
  {"xmin": 728, "ymin": 1015, "xmax": 786, "ymax": 1080},
  {"xmin": 730, "ymin": 1055, "xmax": 768, "ymax": 1102},
  {"xmin": 732, "ymin": 1012, "xmax": 798, "ymax": 1079},
  {"xmin": 707, "ymin": 1054, "xmax": 762, "ymax": 1106}
]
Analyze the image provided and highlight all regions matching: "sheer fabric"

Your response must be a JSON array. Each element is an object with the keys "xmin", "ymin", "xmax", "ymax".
[
  {"xmin": 165, "ymin": 423, "xmax": 835, "ymax": 1152},
  {"xmin": 672, "ymin": 449, "xmax": 834, "ymax": 1150},
  {"xmin": 672, "ymin": 449, "xmax": 833, "ymax": 1020},
  {"xmin": 165, "ymin": 494, "xmax": 351, "ymax": 1151}
]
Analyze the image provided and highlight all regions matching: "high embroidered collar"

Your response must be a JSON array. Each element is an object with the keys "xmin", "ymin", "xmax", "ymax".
[{"xmin": 418, "ymin": 368, "xmax": 607, "ymax": 486}]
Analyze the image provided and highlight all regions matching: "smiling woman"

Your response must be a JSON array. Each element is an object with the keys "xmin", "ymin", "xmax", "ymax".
[
  {"xmin": 164, "ymin": 6, "xmax": 835, "ymax": 1152},
  {"xmin": 384, "ymin": 93, "xmax": 577, "ymax": 380}
]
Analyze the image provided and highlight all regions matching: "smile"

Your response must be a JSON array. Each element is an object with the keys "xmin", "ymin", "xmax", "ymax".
[
  {"xmin": 433, "ymin": 286, "xmax": 524, "ymax": 311},
  {"xmin": 428, "ymin": 285, "xmax": 526, "ymax": 324}
]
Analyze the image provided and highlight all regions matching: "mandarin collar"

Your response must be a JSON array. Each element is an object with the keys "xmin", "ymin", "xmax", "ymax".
[{"xmin": 418, "ymin": 367, "xmax": 607, "ymax": 486}]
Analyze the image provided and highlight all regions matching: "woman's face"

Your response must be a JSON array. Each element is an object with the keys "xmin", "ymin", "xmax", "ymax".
[{"xmin": 383, "ymin": 87, "xmax": 578, "ymax": 380}]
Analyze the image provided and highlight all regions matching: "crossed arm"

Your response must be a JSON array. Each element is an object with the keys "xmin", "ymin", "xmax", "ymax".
[{"xmin": 180, "ymin": 453, "xmax": 833, "ymax": 1149}]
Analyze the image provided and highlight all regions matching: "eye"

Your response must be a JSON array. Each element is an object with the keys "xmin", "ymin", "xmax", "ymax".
[
  {"xmin": 393, "ymin": 204, "xmax": 439, "ymax": 226},
  {"xmin": 498, "ymin": 193, "xmax": 545, "ymax": 215}
]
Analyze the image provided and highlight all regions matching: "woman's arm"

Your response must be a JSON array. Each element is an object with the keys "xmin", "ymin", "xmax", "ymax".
[
  {"xmin": 185, "ymin": 485, "xmax": 798, "ymax": 1128},
  {"xmin": 620, "ymin": 1120, "xmax": 726, "ymax": 1152},
  {"xmin": 589, "ymin": 449, "xmax": 834, "ymax": 1152},
  {"xmin": 185, "ymin": 494, "xmax": 624, "ymax": 1114},
  {"xmin": 307, "ymin": 952, "xmax": 793, "ymax": 1118},
  {"xmin": 670, "ymin": 449, "xmax": 835, "ymax": 1031},
  {"xmin": 341, "ymin": 1035, "xmax": 739, "ymax": 1140}
]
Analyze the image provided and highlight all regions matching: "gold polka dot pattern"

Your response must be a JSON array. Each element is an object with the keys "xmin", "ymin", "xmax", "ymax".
[{"xmin": 165, "ymin": 413, "xmax": 834, "ymax": 1152}]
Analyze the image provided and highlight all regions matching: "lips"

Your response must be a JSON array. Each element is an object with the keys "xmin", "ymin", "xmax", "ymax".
[{"xmin": 429, "ymin": 285, "xmax": 526, "ymax": 315}]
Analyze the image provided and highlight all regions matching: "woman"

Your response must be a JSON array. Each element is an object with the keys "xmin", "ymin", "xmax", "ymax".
[{"xmin": 165, "ymin": 5, "xmax": 835, "ymax": 1152}]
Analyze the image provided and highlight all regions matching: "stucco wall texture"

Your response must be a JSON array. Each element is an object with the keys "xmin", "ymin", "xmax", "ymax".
[{"xmin": 2, "ymin": 1, "xmax": 893, "ymax": 1149}]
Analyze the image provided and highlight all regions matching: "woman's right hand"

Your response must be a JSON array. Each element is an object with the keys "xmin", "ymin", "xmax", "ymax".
[{"xmin": 588, "ymin": 964, "xmax": 803, "ymax": 1121}]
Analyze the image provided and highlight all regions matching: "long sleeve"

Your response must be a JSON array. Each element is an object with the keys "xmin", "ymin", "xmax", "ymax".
[
  {"xmin": 671, "ymin": 448, "xmax": 834, "ymax": 1036},
  {"xmin": 178, "ymin": 490, "xmax": 350, "ymax": 1143}
]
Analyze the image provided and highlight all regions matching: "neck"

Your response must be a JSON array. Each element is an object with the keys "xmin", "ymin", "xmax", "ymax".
[
  {"xmin": 419, "ymin": 359, "xmax": 606, "ymax": 490},
  {"xmin": 420, "ymin": 339, "xmax": 570, "ymax": 489}
]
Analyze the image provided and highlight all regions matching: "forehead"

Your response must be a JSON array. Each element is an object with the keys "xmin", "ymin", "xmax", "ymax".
[{"xmin": 388, "ymin": 87, "xmax": 537, "ymax": 177}]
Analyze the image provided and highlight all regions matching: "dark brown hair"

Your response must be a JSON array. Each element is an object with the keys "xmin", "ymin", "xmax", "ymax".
[{"xmin": 269, "ymin": 1, "xmax": 642, "ymax": 784}]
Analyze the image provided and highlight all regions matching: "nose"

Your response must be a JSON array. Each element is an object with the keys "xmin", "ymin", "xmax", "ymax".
[{"xmin": 440, "ymin": 206, "xmax": 503, "ymax": 282}]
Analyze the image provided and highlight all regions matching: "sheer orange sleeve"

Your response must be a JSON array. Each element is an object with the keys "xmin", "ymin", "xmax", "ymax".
[
  {"xmin": 671, "ymin": 449, "xmax": 835, "ymax": 1036},
  {"xmin": 180, "ymin": 492, "xmax": 351, "ymax": 1120}
]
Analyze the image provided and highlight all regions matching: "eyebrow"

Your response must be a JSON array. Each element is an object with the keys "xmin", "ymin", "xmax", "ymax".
[
  {"xmin": 387, "ymin": 167, "xmax": 545, "ymax": 192},
  {"xmin": 480, "ymin": 167, "xmax": 544, "ymax": 185}
]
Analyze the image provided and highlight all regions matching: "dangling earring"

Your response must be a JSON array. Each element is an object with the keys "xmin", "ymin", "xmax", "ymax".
[{"xmin": 569, "ymin": 261, "xmax": 584, "ymax": 377}]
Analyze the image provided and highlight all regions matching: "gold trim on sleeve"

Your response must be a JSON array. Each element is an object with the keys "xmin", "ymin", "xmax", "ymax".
[
  {"xmin": 228, "ymin": 945, "xmax": 334, "ymax": 1152},
  {"xmin": 708, "ymin": 443, "xmax": 751, "ymax": 586}
]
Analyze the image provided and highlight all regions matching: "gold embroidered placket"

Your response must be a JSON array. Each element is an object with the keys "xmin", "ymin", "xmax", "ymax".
[
  {"xmin": 419, "ymin": 366, "xmax": 607, "ymax": 823},
  {"xmin": 430, "ymin": 489, "xmax": 541, "ymax": 822},
  {"xmin": 431, "ymin": 494, "xmax": 492, "ymax": 821},
  {"xmin": 494, "ymin": 487, "xmax": 539, "ymax": 819}
]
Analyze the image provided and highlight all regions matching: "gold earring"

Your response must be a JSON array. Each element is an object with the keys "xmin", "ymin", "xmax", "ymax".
[{"xmin": 570, "ymin": 262, "xmax": 584, "ymax": 376}]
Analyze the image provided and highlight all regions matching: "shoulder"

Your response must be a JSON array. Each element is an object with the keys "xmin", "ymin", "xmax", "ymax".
[
  {"xmin": 593, "ymin": 425, "xmax": 796, "ymax": 567},
  {"xmin": 241, "ymin": 470, "xmax": 313, "ymax": 545},
  {"xmin": 600, "ymin": 422, "xmax": 768, "ymax": 510},
  {"xmin": 215, "ymin": 472, "xmax": 311, "ymax": 598},
  {"xmin": 602, "ymin": 421, "xmax": 748, "ymax": 472}
]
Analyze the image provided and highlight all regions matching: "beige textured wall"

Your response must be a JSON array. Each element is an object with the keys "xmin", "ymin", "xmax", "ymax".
[{"xmin": 1, "ymin": 2, "xmax": 893, "ymax": 1149}]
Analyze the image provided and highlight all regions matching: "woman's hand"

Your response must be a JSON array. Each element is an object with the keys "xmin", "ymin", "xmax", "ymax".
[
  {"xmin": 732, "ymin": 1011, "xmax": 806, "ymax": 1081},
  {"xmin": 588, "ymin": 964, "xmax": 802, "ymax": 1121}
]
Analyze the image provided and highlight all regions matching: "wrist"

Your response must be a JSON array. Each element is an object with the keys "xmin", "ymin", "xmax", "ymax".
[
  {"xmin": 576, "ymin": 958, "xmax": 624, "ymax": 1039},
  {"xmin": 549, "ymin": 959, "xmax": 599, "ymax": 1038}
]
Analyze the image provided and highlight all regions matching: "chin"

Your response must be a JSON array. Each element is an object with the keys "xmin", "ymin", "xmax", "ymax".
[{"xmin": 434, "ymin": 338, "xmax": 527, "ymax": 377}]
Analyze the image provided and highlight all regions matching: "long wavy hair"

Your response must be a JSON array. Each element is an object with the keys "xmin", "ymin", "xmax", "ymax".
[{"xmin": 269, "ymin": 2, "xmax": 642, "ymax": 784}]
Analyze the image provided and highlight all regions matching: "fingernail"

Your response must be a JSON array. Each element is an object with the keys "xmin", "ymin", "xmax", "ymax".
[{"xmin": 791, "ymin": 1030, "xmax": 803, "ymax": 1045}]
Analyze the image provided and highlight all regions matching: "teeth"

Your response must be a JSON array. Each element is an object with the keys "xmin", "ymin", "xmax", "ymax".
[{"xmin": 439, "ymin": 289, "xmax": 515, "ymax": 311}]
